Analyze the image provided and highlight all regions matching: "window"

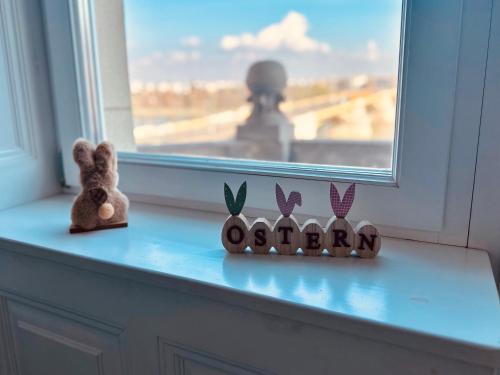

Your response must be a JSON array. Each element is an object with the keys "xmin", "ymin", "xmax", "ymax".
[
  {"xmin": 43, "ymin": 0, "xmax": 491, "ymax": 243},
  {"xmin": 117, "ymin": 1, "xmax": 402, "ymax": 170}
]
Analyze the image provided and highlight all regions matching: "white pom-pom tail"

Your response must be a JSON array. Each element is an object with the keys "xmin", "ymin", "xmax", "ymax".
[{"xmin": 98, "ymin": 203, "xmax": 114, "ymax": 220}]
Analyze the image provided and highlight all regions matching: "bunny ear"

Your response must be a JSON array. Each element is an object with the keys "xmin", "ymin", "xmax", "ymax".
[
  {"xmin": 73, "ymin": 139, "xmax": 95, "ymax": 169},
  {"xmin": 276, "ymin": 183, "xmax": 287, "ymax": 215},
  {"xmin": 276, "ymin": 183, "xmax": 302, "ymax": 217},
  {"xmin": 233, "ymin": 182, "xmax": 247, "ymax": 215},
  {"xmin": 224, "ymin": 182, "xmax": 246, "ymax": 215},
  {"xmin": 224, "ymin": 183, "xmax": 236, "ymax": 215},
  {"xmin": 330, "ymin": 183, "xmax": 356, "ymax": 218},
  {"xmin": 291, "ymin": 191, "xmax": 302, "ymax": 208},
  {"xmin": 339, "ymin": 183, "xmax": 355, "ymax": 218},
  {"xmin": 94, "ymin": 142, "xmax": 115, "ymax": 173},
  {"xmin": 330, "ymin": 183, "xmax": 342, "ymax": 216}
]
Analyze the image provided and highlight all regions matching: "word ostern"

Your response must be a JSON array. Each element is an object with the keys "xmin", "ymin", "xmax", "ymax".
[{"xmin": 221, "ymin": 182, "xmax": 381, "ymax": 258}]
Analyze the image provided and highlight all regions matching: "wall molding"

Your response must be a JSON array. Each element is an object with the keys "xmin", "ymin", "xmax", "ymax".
[
  {"xmin": 0, "ymin": 296, "xmax": 19, "ymax": 375},
  {"xmin": 159, "ymin": 338, "xmax": 272, "ymax": 375},
  {"xmin": 16, "ymin": 320, "xmax": 105, "ymax": 374},
  {"xmin": 0, "ymin": 0, "xmax": 38, "ymax": 162},
  {"xmin": 6, "ymin": 298, "xmax": 126, "ymax": 374}
]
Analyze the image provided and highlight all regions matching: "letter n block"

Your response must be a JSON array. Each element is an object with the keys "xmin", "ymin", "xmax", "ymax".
[
  {"xmin": 300, "ymin": 219, "xmax": 324, "ymax": 256},
  {"xmin": 325, "ymin": 217, "xmax": 355, "ymax": 257},
  {"xmin": 273, "ymin": 215, "xmax": 300, "ymax": 255},
  {"xmin": 249, "ymin": 218, "xmax": 273, "ymax": 255},
  {"xmin": 355, "ymin": 221, "xmax": 381, "ymax": 258},
  {"xmin": 222, "ymin": 214, "xmax": 250, "ymax": 253}
]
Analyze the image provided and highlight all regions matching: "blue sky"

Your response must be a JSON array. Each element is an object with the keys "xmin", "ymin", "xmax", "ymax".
[{"xmin": 124, "ymin": 0, "xmax": 402, "ymax": 82}]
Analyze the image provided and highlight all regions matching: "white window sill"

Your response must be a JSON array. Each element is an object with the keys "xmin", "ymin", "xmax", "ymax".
[{"xmin": 0, "ymin": 194, "xmax": 498, "ymax": 368}]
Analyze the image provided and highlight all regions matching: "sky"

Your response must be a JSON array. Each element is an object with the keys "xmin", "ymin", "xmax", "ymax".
[{"xmin": 124, "ymin": 0, "xmax": 403, "ymax": 83}]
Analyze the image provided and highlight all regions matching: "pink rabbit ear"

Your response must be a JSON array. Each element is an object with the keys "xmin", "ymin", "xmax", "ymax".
[
  {"xmin": 276, "ymin": 183, "xmax": 287, "ymax": 215},
  {"xmin": 330, "ymin": 183, "xmax": 341, "ymax": 216},
  {"xmin": 338, "ymin": 183, "xmax": 355, "ymax": 218},
  {"xmin": 276, "ymin": 183, "xmax": 302, "ymax": 217},
  {"xmin": 330, "ymin": 183, "xmax": 356, "ymax": 218},
  {"xmin": 291, "ymin": 191, "xmax": 302, "ymax": 208}
]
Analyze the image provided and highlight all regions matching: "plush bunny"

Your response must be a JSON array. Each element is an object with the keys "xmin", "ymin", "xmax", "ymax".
[{"xmin": 70, "ymin": 139, "xmax": 129, "ymax": 232}]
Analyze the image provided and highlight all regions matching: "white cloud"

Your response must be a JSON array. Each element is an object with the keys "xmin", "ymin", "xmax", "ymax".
[
  {"xmin": 366, "ymin": 40, "xmax": 380, "ymax": 62},
  {"xmin": 132, "ymin": 49, "xmax": 201, "ymax": 69},
  {"xmin": 169, "ymin": 50, "xmax": 201, "ymax": 62},
  {"xmin": 220, "ymin": 11, "xmax": 331, "ymax": 54},
  {"xmin": 181, "ymin": 36, "xmax": 202, "ymax": 47}
]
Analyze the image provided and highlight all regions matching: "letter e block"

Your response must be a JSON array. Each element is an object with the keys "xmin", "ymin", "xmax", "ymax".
[{"xmin": 300, "ymin": 219, "xmax": 324, "ymax": 256}]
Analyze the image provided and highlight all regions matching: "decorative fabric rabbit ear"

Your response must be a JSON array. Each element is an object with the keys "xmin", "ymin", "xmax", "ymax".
[
  {"xmin": 276, "ymin": 183, "xmax": 302, "ymax": 217},
  {"xmin": 224, "ymin": 182, "xmax": 247, "ymax": 216},
  {"xmin": 330, "ymin": 183, "xmax": 356, "ymax": 218}
]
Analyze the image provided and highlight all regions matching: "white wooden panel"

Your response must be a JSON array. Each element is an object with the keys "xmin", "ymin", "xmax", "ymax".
[
  {"xmin": 0, "ymin": 0, "xmax": 34, "ymax": 159},
  {"xmin": 7, "ymin": 300, "xmax": 124, "ymax": 375},
  {"xmin": 437, "ymin": 0, "xmax": 493, "ymax": 246},
  {"xmin": 0, "ymin": 297, "xmax": 18, "ymax": 375},
  {"xmin": 0, "ymin": 0, "xmax": 60, "ymax": 210},
  {"xmin": 159, "ymin": 340, "xmax": 269, "ymax": 375},
  {"xmin": 0, "ymin": 46, "xmax": 17, "ymax": 152},
  {"xmin": 469, "ymin": 0, "xmax": 500, "ymax": 282}
]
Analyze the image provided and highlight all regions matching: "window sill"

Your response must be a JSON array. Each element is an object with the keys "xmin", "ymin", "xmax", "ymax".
[{"xmin": 0, "ymin": 194, "xmax": 498, "ymax": 368}]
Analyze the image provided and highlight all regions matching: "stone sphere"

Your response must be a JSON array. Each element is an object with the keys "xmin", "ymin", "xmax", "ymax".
[{"xmin": 246, "ymin": 60, "xmax": 287, "ymax": 94}]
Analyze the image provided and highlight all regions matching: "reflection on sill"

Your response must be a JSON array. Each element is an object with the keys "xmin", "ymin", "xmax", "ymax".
[{"xmin": 222, "ymin": 253, "xmax": 387, "ymax": 322}]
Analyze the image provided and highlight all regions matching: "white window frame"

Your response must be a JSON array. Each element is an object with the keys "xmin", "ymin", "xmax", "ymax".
[{"xmin": 43, "ymin": 0, "xmax": 493, "ymax": 244}]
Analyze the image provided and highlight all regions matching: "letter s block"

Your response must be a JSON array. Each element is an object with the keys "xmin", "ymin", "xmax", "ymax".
[
  {"xmin": 222, "ymin": 214, "xmax": 250, "ymax": 253},
  {"xmin": 249, "ymin": 218, "xmax": 273, "ymax": 255},
  {"xmin": 325, "ymin": 217, "xmax": 355, "ymax": 257},
  {"xmin": 300, "ymin": 219, "xmax": 324, "ymax": 256},
  {"xmin": 273, "ymin": 215, "xmax": 300, "ymax": 255},
  {"xmin": 355, "ymin": 220, "xmax": 381, "ymax": 258}
]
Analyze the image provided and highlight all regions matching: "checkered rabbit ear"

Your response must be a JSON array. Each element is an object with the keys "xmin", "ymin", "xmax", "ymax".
[
  {"xmin": 276, "ymin": 183, "xmax": 302, "ymax": 217},
  {"xmin": 330, "ymin": 183, "xmax": 355, "ymax": 218}
]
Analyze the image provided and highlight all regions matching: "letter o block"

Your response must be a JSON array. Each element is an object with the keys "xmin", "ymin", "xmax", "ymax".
[
  {"xmin": 355, "ymin": 221, "xmax": 381, "ymax": 258},
  {"xmin": 273, "ymin": 215, "xmax": 300, "ymax": 255},
  {"xmin": 300, "ymin": 219, "xmax": 324, "ymax": 256},
  {"xmin": 222, "ymin": 214, "xmax": 250, "ymax": 253},
  {"xmin": 248, "ymin": 218, "xmax": 273, "ymax": 255},
  {"xmin": 325, "ymin": 217, "xmax": 355, "ymax": 257}
]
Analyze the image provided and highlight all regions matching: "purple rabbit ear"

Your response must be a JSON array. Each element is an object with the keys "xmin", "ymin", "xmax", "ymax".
[
  {"xmin": 276, "ymin": 183, "xmax": 302, "ymax": 217},
  {"xmin": 276, "ymin": 184, "xmax": 287, "ymax": 214},
  {"xmin": 330, "ymin": 183, "xmax": 356, "ymax": 218},
  {"xmin": 330, "ymin": 183, "xmax": 341, "ymax": 215}
]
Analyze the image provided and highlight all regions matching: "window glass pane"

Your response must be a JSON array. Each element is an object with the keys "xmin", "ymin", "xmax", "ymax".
[{"xmin": 106, "ymin": 0, "xmax": 402, "ymax": 170}]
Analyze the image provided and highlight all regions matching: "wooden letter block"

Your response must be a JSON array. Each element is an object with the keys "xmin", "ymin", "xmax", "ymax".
[
  {"xmin": 222, "ymin": 214, "xmax": 250, "ymax": 253},
  {"xmin": 354, "ymin": 220, "xmax": 381, "ymax": 258},
  {"xmin": 273, "ymin": 215, "xmax": 300, "ymax": 255},
  {"xmin": 248, "ymin": 218, "xmax": 273, "ymax": 255},
  {"xmin": 325, "ymin": 217, "xmax": 355, "ymax": 257},
  {"xmin": 300, "ymin": 219, "xmax": 324, "ymax": 256}
]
